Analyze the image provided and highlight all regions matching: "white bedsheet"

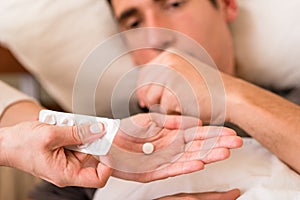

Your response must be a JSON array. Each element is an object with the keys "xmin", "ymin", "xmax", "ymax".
[{"xmin": 94, "ymin": 138, "xmax": 300, "ymax": 200}]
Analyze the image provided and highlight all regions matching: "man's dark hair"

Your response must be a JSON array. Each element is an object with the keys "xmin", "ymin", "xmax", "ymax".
[{"xmin": 106, "ymin": 0, "xmax": 218, "ymax": 8}]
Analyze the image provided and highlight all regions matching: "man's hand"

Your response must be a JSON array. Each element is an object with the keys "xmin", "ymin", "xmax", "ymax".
[
  {"xmin": 0, "ymin": 121, "xmax": 112, "ymax": 188},
  {"xmin": 137, "ymin": 50, "xmax": 233, "ymax": 124},
  {"xmin": 156, "ymin": 189, "xmax": 240, "ymax": 200},
  {"xmin": 101, "ymin": 113, "xmax": 243, "ymax": 182}
]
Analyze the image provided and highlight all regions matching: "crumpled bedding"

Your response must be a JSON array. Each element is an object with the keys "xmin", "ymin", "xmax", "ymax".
[{"xmin": 93, "ymin": 138, "xmax": 300, "ymax": 200}]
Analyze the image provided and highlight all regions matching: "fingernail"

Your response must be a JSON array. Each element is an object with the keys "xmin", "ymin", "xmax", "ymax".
[
  {"xmin": 89, "ymin": 123, "xmax": 104, "ymax": 134},
  {"xmin": 77, "ymin": 122, "xmax": 106, "ymax": 144}
]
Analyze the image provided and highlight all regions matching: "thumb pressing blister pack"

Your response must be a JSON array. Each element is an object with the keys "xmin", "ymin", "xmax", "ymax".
[{"xmin": 39, "ymin": 110, "xmax": 120, "ymax": 155}]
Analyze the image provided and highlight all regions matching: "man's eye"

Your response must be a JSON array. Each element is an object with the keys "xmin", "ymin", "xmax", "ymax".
[
  {"xmin": 171, "ymin": 1, "xmax": 181, "ymax": 7},
  {"xmin": 129, "ymin": 21, "xmax": 140, "ymax": 29},
  {"xmin": 165, "ymin": 0, "xmax": 185, "ymax": 9},
  {"xmin": 123, "ymin": 19, "xmax": 141, "ymax": 30}
]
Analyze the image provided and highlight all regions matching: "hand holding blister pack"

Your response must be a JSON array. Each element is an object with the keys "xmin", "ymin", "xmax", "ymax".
[
  {"xmin": 39, "ymin": 110, "xmax": 242, "ymax": 174},
  {"xmin": 39, "ymin": 110, "xmax": 120, "ymax": 155}
]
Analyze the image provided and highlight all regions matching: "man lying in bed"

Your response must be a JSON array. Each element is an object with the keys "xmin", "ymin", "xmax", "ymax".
[
  {"xmin": 29, "ymin": 0, "xmax": 300, "ymax": 199},
  {"xmin": 108, "ymin": 0, "xmax": 300, "ymax": 173}
]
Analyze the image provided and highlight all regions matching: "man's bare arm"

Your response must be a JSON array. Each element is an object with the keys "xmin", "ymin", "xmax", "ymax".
[
  {"xmin": 227, "ymin": 77, "xmax": 300, "ymax": 173},
  {"xmin": 137, "ymin": 51, "xmax": 300, "ymax": 173}
]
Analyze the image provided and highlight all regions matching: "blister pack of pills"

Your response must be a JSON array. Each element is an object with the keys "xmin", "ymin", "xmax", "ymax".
[{"xmin": 39, "ymin": 110, "xmax": 120, "ymax": 155}]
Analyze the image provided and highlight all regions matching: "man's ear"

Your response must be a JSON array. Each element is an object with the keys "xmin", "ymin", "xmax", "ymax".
[{"xmin": 222, "ymin": 0, "xmax": 238, "ymax": 22}]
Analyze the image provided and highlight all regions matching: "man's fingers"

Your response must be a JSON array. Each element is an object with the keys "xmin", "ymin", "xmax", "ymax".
[
  {"xmin": 176, "ymin": 148, "xmax": 231, "ymax": 164},
  {"xmin": 160, "ymin": 88, "xmax": 182, "ymax": 115},
  {"xmin": 192, "ymin": 189, "xmax": 241, "ymax": 200},
  {"xmin": 185, "ymin": 135, "xmax": 243, "ymax": 152},
  {"xmin": 146, "ymin": 160, "xmax": 204, "ymax": 182},
  {"xmin": 151, "ymin": 113, "xmax": 202, "ymax": 130},
  {"xmin": 136, "ymin": 85, "xmax": 150, "ymax": 108},
  {"xmin": 113, "ymin": 160, "xmax": 204, "ymax": 183},
  {"xmin": 157, "ymin": 189, "xmax": 241, "ymax": 200},
  {"xmin": 184, "ymin": 126, "xmax": 237, "ymax": 143},
  {"xmin": 144, "ymin": 84, "xmax": 165, "ymax": 109},
  {"xmin": 209, "ymin": 188, "xmax": 241, "ymax": 200}
]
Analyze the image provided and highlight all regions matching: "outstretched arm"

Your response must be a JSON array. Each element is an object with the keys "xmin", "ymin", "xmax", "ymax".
[{"xmin": 137, "ymin": 50, "xmax": 300, "ymax": 173}]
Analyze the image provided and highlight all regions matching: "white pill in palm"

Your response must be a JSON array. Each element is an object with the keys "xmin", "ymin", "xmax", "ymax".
[{"xmin": 142, "ymin": 142, "xmax": 154, "ymax": 155}]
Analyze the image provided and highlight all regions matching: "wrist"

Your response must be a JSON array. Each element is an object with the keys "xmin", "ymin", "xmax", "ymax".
[
  {"xmin": 225, "ymin": 77, "xmax": 252, "ymax": 124},
  {"xmin": 225, "ymin": 76, "xmax": 272, "ymax": 126}
]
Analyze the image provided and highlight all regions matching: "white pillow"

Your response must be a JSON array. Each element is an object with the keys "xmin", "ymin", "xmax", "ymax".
[
  {"xmin": 231, "ymin": 0, "xmax": 300, "ymax": 89},
  {"xmin": 0, "ymin": 0, "xmax": 118, "ymax": 113},
  {"xmin": 1, "ymin": 0, "xmax": 300, "ymax": 109}
]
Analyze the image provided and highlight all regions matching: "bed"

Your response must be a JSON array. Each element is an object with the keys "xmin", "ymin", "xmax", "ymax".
[{"xmin": 0, "ymin": 0, "xmax": 300, "ymax": 199}]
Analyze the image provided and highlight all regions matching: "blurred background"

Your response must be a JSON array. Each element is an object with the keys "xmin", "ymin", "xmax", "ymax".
[{"xmin": 0, "ymin": 45, "xmax": 60, "ymax": 200}]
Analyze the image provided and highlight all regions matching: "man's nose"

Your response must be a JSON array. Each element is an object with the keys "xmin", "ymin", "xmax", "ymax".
[
  {"xmin": 144, "ymin": 28, "xmax": 176, "ymax": 50},
  {"xmin": 143, "ymin": 13, "xmax": 176, "ymax": 50}
]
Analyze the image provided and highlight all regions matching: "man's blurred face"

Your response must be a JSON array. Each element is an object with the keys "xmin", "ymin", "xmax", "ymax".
[{"xmin": 110, "ymin": 0, "xmax": 238, "ymax": 75}]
